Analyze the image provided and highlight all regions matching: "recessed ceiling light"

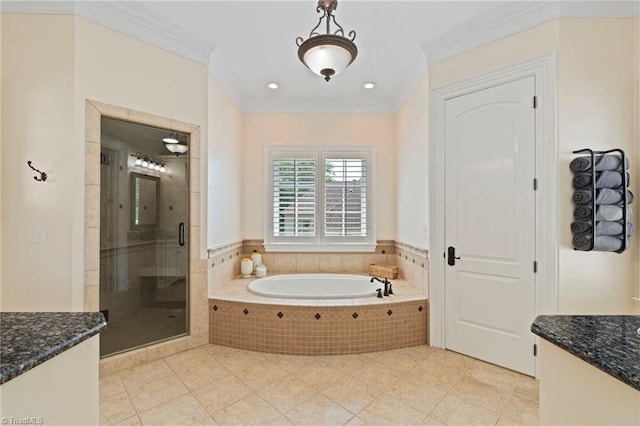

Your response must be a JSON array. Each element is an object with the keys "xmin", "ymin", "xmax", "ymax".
[
  {"xmin": 268, "ymin": 82, "xmax": 279, "ymax": 90},
  {"xmin": 363, "ymin": 82, "xmax": 376, "ymax": 90}
]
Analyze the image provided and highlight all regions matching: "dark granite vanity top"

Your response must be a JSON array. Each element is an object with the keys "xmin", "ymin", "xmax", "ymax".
[
  {"xmin": 0, "ymin": 312, "xmax": 106, "ymax": 384},
  {"xmin": 531, "ymin": 315, "xmax": 640, "ymax": 391}
]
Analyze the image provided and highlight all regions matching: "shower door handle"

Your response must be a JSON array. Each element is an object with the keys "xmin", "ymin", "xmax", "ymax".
[{"xmin": 178, "ymin": 222, "xmax": 185, "ymax": 246}]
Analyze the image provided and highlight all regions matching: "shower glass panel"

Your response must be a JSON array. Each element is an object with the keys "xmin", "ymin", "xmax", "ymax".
[{"xmin": 99, "ymin": 117, "xmax": 189, "ymax": 357}]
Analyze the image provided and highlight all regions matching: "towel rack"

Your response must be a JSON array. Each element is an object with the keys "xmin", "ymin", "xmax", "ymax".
[{"xmin": 571, "ymin": 148, "xmax": 631, "ymax": 253}]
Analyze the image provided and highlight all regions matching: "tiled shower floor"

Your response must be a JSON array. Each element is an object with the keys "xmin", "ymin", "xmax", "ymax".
[
  {"xmin": 100, "ymin": 344, "xmax": 538, "ymax": 425},
  {"xmin": 100, "ymin": 280, "xmax": 187, "ymax": 357},
  {"xmin": 99, "ymin": 307, "xmax": 187, "ymax": 357}
]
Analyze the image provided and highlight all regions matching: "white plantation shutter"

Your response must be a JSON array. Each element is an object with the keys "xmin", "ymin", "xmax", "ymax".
[
  {"xmin": 265, "ymin": 146, "xmax": 375, "ymax": 251},
  {"xmin": 272, "ymin": 158, "xmax": 316, "ymax": 237},
  {"xmin": 324, "ymin": 158, "xmax": 367, "ymax": 237}
]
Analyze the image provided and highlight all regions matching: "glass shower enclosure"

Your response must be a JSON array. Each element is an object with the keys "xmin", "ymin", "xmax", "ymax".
[{"xmin": 99, "ymin": 117, "xmax": 189, "ymax": 357}]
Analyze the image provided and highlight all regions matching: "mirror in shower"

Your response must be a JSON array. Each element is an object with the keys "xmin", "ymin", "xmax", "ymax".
[
  {"xmin": 131, "ymin": 173, "xmax": 159, "ymax": 227},
  {"xmin": 99, "ymin": 117, "xmax": 190, "ymax": 357}
]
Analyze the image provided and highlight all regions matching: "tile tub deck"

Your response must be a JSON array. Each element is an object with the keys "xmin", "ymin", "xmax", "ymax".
[{"xmin": 209, "ymin": 275, "xmax": 428, "ymax": 355}]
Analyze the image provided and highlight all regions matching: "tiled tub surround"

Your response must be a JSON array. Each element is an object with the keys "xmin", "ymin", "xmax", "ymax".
[
  {"xmin": 209, "ymin": 277, "xmax": 428, "ymax": 355},
  {"xmin": 209, "ymin": 240, "xmax": 429, "ymax": 297}
]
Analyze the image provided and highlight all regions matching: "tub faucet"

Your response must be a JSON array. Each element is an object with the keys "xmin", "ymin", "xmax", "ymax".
[{"xmin": 370, "ymin": 277, "xmax": 390, "ymax": 296}]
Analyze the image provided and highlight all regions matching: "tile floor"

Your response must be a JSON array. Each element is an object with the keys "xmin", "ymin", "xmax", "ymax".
[{"xmin": 100, "ymin": 344, "xmax": 539, "ymax": 425}]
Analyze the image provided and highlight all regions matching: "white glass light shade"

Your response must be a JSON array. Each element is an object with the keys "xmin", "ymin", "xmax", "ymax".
[
  {"xmin": 162, "ymin": 135, "xmax": 179, "ymax": 144},
  {"xmin": 303, "ymin": 44, "xmax": 352, "ymax": 79},
  {"xmin": 135, "ymin": 158, "xmax": 142, "ymax": 166},
  {"xmin": 165, "ymin": 143, "xmax": 188, "ymax": 154},
  {"xmin": 141, "ymin": 160, "xmax": 149, "ymax": 168},
  {"xmin": 298, "ymin": 34, "xmax": 357, "ymax": 81},
  {"xmin": 160, "ymin": 166, "xmax": 166, "ymax": 173}
]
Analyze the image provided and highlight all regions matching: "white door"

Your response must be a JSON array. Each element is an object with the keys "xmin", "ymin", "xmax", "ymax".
[{"xmin": 444, "ymin": 76, "xmax": 537, "ymax": 375}]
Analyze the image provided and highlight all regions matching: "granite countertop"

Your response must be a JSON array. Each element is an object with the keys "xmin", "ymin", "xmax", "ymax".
[
  {"xmin": 0, "ymin": 312, "xmax": 107, "ymax": 385},
  {"xmin": 531, "ymin": 315, "xmax": 640, "ymax": 391}
]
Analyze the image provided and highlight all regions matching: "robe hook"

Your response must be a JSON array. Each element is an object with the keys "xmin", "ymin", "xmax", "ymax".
[{"xmin": 27, "ymin": 161, "xmax": 47, "ymax": 182}]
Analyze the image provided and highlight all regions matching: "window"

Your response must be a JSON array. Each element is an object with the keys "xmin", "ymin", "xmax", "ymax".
[{"xmin": 265, "ymin": 146, "xmax": 376, "ymax": 252}]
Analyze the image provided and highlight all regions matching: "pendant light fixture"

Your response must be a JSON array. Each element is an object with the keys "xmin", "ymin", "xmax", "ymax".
[
  {"xmin": 162, "ymin": 132, "xmax": 189, "ymax": 155},
  {"xmin": 296, "ymin": 0, "xmax": 357, "ymax": 82}
]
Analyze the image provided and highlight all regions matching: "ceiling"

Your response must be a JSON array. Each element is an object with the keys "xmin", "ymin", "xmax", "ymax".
[
  {"xmin": 4, "ymin": 1, "xmax": 638, "ymax": 112},
  {"xmin": 121, "ymin": 0, "xmax": 525, "ymax": 111}
]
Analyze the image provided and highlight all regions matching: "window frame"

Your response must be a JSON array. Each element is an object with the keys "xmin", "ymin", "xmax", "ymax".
[{"xmin": 264, "ymin": 145, "xmax": 376, "ymax": 252}]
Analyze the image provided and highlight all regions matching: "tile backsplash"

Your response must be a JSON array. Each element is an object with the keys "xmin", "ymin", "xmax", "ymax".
[{"xmin": 207, "ymin": 240, "xmax": 429, "ymax": 297}]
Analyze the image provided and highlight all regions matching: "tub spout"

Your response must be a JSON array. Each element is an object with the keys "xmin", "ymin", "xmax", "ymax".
[{"xmin": 371, "ymin": 276, "xmax": 390, "ymax": 296}]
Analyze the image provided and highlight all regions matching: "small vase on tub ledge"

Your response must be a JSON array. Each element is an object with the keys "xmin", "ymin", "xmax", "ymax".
[
  {"xmin": 241, "ymin": 258, "xmax": 253, "ymax": 278},
  {"xmin": 250, "ymin": 250, "xmax": 262, "ymax": 274},
  {"xmin": 256, "ymin": 263, "xmax": 267, "ymax": 278}
]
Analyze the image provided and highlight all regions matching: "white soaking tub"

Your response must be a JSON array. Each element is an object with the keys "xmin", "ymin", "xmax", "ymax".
[{"xmin": 248, "ymin": 274, "xmax": 378, "ymax": 299}]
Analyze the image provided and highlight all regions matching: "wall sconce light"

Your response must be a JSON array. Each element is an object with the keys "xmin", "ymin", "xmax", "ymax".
[
  {"xmin": 162, "ymin": 132, "xmax": 188, "ymax": 155},
  {"xmin": 131, "ymin": 152, "xmax": 166, "ymax": 173}
]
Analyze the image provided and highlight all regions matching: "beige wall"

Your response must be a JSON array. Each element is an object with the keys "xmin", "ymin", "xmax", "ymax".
[
  {"xmin": 557, "ymin": 18, "xmax": 638, "ymax": 314},
  {"xmin": 395, "ymin": 72, "xmax": 429, "ymax": 249},
  {"xmin": 4, "ymin": 12, "xmax": 638, "ymax": 316},
  {"xmin": 207, "ymin": 75, "xmax": 243, "ymax": 249},
  {"xmin": 427, "ymin": 18, "xmax": 638, "ymax": 314},
  {"xmin": 74, "ymin": 15, "xmax": 209, "ymax": 262},
  {"xmin": 429, "ymin": 20, "xmax": 560, "ymax": 88},
  {"xmin": 1, "ymin": 15, "xmax": 211, "ymax": 311},
  {"xmin": 1, "ymin": 14, "xmax": 76, "ymax": 310},
  {"xmin": 242, "ymin": 113, "xmax": 397, "ymax": 240}
]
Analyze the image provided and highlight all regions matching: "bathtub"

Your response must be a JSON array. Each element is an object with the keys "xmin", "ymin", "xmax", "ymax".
[{"xmin": 248, "ymin": 274, "xmax": 378, "ymax": 298}]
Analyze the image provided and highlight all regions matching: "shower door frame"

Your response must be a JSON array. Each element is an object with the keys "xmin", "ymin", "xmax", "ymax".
[{"xmin": 83, "ymin": 100, "xmax": 209, "ymax": 359}]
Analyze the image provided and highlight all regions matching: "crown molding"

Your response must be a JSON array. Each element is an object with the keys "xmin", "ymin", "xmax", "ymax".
[
  {"xmin": 390, "ymin": 52, "xmax": 427, "ymax": 112},
  {"xmin": 421, "ymin": 1, "xmax": 639, "ymax": 66},
  {"xmin": 1, "ymin": 1, "xmax": 215, "ymax": 66},
  {"xmin": 0, "ymin": 1, "xmax": 74, "ymax": 14},
  {"xmin": 208, "ymin": 52, "xmax": 250, "ymax": 112},
  {"xmin": 5, "ymin": 1, "xmax": 636, "ymax": 113},
  {"xmin": 77, "ymin": 1, "xmax": 214, "ymax": 66}
]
